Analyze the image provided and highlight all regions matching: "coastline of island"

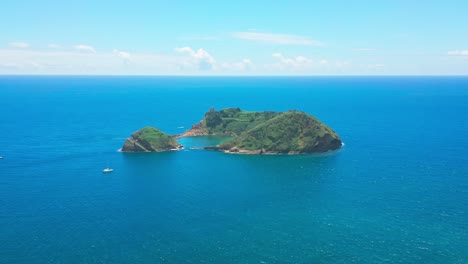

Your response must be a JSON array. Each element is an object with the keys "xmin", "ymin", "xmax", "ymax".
[{"xmin": 121, "ymin": 107, "xmax": 342, "ymax": 155}]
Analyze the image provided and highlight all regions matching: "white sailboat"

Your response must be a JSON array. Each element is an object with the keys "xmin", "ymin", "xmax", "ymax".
[{"xmin": 102, "ymin": 160, "xmax": 113, "ymax": 173}]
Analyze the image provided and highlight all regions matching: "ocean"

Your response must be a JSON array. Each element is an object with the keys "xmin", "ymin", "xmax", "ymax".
[{"xmin": 0, "ymin": 76, "xmax": 467, "ymax": 263}]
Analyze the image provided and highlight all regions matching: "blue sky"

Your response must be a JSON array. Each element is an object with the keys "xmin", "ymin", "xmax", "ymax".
[{"xmin": 1, "ymin": 0, "xmax": 467, "ymax": 75}]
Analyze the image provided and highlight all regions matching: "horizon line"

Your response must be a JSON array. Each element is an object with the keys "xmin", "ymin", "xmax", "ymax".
[{"xmin": 1, "ymin": 74, "xmax": 468, "ymax": 77}]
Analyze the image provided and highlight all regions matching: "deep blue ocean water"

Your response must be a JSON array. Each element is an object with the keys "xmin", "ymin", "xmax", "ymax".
[{"xmin": 0, "ymin": 76, "xmax": 467, "ymax": 263}]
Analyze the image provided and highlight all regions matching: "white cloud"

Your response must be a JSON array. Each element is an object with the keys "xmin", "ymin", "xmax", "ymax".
[
  {"xmin": 175, "ymin": 46, "xmax": 216, "ymax": 70},
  {"xmin": 175, "ymin": 47, "xmax": 215, "ymax": 63},
  {"xmin": 221, "ymin": 59, "xmax": 254, "ymax": 72},
  {"xmin": 0, "ymin": 46, "xmax": 257, "ymax": 75},
  {"xmin": 265, "ymin": 53, "xmax": 352, "ymax": 74},
  {"xmin": 271, "ymin": 53, "xmax": 312, "ymax": 69},
  {"xmin": 232, "ymin": 32, "xmax": 322, "ymax": 46},
  {"xmin": 448, "ymin": 50, "xmax": 468, "ymax": 56},
  {"xmin": 0, "ymin": 48, "xmax": 183, "ymax": 75},
  {"xmin": 0, "ymin": 46, "xmax": 383, "ymax": 75},
  {"xmin": 9, "ymin": 42, "xmax": 30, "ymax": 48},
  {"xmin": 73, "ymin": 44, "xmax": 96, "ymax": 53},
  {"xmin": 113, "ymin": 49, "xmax": 131, "ymax": 64}
]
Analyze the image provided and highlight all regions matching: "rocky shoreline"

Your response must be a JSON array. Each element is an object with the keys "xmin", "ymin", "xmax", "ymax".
[{"xmin": 204, "ymin": 143, "xmax": 343, "ymax": 155}]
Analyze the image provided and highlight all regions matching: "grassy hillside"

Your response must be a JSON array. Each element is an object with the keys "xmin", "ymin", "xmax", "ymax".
[
  {"xmin": 202, "ymin": 107, "xmax": 279, "ymax": 135},
  {"xmin": 122, "ymin": 126, "xmax": 180, "ymax": 152},
  {"xmin": 219, "ymin": 111, "xmax": 342, "ymax": 153}
]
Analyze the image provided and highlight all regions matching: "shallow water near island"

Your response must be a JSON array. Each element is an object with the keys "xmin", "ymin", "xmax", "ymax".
[
  {"xmin": 177, "ymin": 135, "xmax": 233, "ymax": 149},
  {"xmin": 0, "ymin": 76, "xmax": 467, "ymax": 263}
]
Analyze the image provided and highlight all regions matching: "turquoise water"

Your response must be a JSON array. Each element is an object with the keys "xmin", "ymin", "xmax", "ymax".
[{"xmin": 0, "ymin": 76, "xmax": 467, "ymax": 263}]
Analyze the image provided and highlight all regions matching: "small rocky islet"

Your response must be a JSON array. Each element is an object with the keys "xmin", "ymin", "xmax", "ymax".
[
  {"xmin": 121, "ymin": 107, "xmax": 342, "ymax": 154},
  {"xmin": 121, "ymin": 126, "xmax": 182, "ymax": 152}
]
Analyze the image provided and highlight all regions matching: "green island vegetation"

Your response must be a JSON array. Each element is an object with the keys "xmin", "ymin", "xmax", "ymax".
[
  {"xmin": 181, "ymin": 107, "xmax": 342, "ymax": 154},
  {"xmin": 121, "ymin": 126, "xmax": 182, "ymax": 152},
  {"xmin": 203, "ymin": 107, "xmax": 279, "ymax": 135},
  {"xmin": 121, "ymin": 107, "xmax": 342, "ymax": 154},
  {"xmin": 217, "ymin": 110, "xmax": 342, "ymax": 154}
]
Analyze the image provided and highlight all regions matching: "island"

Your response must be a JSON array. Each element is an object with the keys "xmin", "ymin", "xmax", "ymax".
[
  {"xmin": 121, "ymin": 126, "xmax": 183, "ymax": 152},
  {"xmin": 181, "ymin": 107, "xmax": 342, "ymax": 154},
  {"xmin": 121, "ymin": 107, "xmax": 342, "ymax": 154}
]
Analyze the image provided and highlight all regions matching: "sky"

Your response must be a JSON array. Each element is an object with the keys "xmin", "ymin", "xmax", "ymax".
[{"xmin": 1, "ymin": 0, "xmax": 467, "ymax": 75}]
